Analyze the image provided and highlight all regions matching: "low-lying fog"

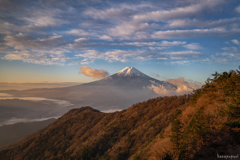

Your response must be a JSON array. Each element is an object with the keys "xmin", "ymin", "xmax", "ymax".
[
  {"xmin": 0, "ymin": 93, "xmax": 73, "ymax": 127},
  {"xmin": 0, "ymin": 82, "xmax": 82, "ymax": 91},
  {"xmin": 0, "ymin": 93, "xmax": 78, "ymax": 147},
  {"xmin": 0, "ymin": 91, "xmax": 125, "ymax": 147}
]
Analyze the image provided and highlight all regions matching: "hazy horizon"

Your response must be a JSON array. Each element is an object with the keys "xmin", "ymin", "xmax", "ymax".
[{"xmin": 0, "ymin": 82, "xmax": 82, "ymax": 90}]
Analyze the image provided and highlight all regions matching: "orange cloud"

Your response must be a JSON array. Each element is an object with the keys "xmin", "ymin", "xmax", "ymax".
[
  {"xmin": 79, "ymin": 66, "xmax": 109, "ymax": 79},
  {"xmin": 148, "ymin": 84, "xmax": 174, "ymax": 95},
  {"xmin": 166, "ymin": 77, "xmax": 200, "ymax": 94}
]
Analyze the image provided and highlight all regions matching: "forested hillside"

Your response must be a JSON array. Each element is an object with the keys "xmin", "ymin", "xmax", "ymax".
[{"xmin": 0, "ymin": 68, "xmax": 240, "ymax": 160}]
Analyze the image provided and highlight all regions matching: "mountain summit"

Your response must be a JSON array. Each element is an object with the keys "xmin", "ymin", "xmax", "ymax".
[
  {"xmin": 101, "ymin": 67, "xmax": 177, "ymax": 90},
  {"xmin": 116, "ymin": 67, "xmax": 146, "ymax": 77}
]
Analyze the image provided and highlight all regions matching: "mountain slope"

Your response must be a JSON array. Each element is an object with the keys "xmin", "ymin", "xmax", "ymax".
[
  {"xmin": 92, "ymin": 67, "xmax": 176, "ymax": 90},
  {"xmin": 0, "ymin": 95, "xmax": 190, "ymax": 160},
  {"xmin": 1, "ymin": 68, "xmax": 240, "ymax": 160}
]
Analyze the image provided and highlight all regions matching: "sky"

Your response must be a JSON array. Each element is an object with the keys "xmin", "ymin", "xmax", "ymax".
[{"xmin": 0, "ymin": 0, "xmax": 240, "ymax": 84}]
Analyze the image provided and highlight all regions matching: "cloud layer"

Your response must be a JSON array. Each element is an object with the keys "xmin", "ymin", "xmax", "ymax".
[
  {"xmin": 0, "ymin": 96, "xmax": 72, "ymax": 107},
  {"xmin": 0, "ymin": 0, "xmax": 240, "ymax": 67},
  {"xmin": 148, "ymin": 77, "xmax": 201, "ymax": 95},
  {"xmin": 0, "ymin": 117, "xmax": 59, "ymax": 127},
  {"xmin": 79, "ymin": 66, "xmax": 109, "ymax": 79}
]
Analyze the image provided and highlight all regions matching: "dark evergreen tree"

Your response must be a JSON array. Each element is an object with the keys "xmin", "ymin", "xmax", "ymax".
[{"xmin": 170, "ymin": 118, "xmax": 182, "ymax": 151}]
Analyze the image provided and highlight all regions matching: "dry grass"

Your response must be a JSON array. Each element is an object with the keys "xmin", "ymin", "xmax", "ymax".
[
  {"xmin": 148, "ymin": 138, "xmax": 174, "ymax": 160},
  {"xmin": 181, "ymin": 106, "xmax": 197, "ymax": 127}
]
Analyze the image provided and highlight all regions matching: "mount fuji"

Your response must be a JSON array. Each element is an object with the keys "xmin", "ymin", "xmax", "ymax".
[
  {"xmin": 88, "ymin": 67, "xmax": 176, "ymax": 90},
  {"xmin": 2, "ymin": 67, "xmax": 177, "ymax": 111}
]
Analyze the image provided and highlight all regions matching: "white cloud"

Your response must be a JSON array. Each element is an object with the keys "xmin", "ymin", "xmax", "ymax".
[
  {"xmin": 162, "ymin": 51, "xmax": 202, "ymax": 57},
  {"xmin": 74, "ymin": 38, "xmax": 88, "ymax": 42},
  {"xmin": 148, "ymin": 77, "xmax": 201, "ymax": 95},
  {"xmin": 222, "ymin": 47, "xmax": 238, "ymax": 52},
  {"xmin": 166, "ymin": 17, "xmax": 240, "ymax": 30},
  {"xmin": 122, "ymin": 40, "xmax": 186, "ymax": 49},
  {"xmin": 202, "ymin": 58, "xmax": 210, "ymax": 62},
  {"xmin": 133, "ymin": 4, "xmax": 202, "ymax": 22},
  {"xmin": 168, "ymin": 19, "xmax": 199, "ymax": 28},
  {"xmin": 232, "ymin": 39, "xmax": 239, "ymax": 45},
  {"xmin": 206, "ymin": 17, "xmax": 240, "ymax": 28},
  {"xmin": 110, "ymin": 21, "xmax": 149, "ymax": 37},
  {"xmin": 3, "ymin": 49, "xmax": 68, "ymax": 65},
  {"xmin": 133, "ymin": 0, "xmax": 223, "ymax": 22},
  {"xmin": 0, "ymin": 6, "xmax": 68, "ymax": 33},
  {"xmin": 99, "ymin": 35, "xmax": 113, "ymax": 41},
  {"xmin": 22, "ymin": 16, "xmax": 65, "ymax": 28},
  {"xmin": 68, "ymin": 38, "xmax": 89, "ymax": 49},
  {"xmin": 211, "ymin": 52, "xmax": 240, "ymax": 64},
  {"xmin": 0, "ymin": 96, "xmax": 72, "ymax": 106},
  {"xmin": 171, "ymin": 60, "xmax": 190, "ymax": 65},
  {"xmin": 184, "ymin": 43, "xmax": 202, "ymax": 50},
  {"xmin": 80, "ymin": 58, "xmax": 94, "ymax": 65},
  {"xmin": 151, "ymin": 28, "xmax": 226, "ymax": 39},
  {"xmin": 84, "ymin": 3, "xmax": 153, "ymax": 20},
  {"xmin": 104, "ymin": 50, "xmax": 144, "ymax": 62},
  {"xmin": 132, "ymin": 31, "xmax": 150, "ymax": 40},
  {"xmin": 211, "ymin": 55, "xmax": 228, "ymax": 64},
  {"xmin": 0, "ymin": 117, "xmax": 59, "ymax": 127},
  {"xmin": 235, "ymin": 5, "xmax": 240, "ymax": 13},
  {"xmin": 76, "ymin": 50, "xmax": 146, "ymax": 63},
  {"xmin": 74, "ymin": 49, "xmax": 202, "ymax": 63},
  {"xmin": 4, "ymin": 50, "xmax": 30, "ymax": 61},
  {"xmin": 65, "ymin": 29, "xmax": 89, "ymax": 36},
  {"xmin": 4, "ymin": 33, "xmax": 65, "ymax": 50},
  {"xmin": 161, "ymin": 40, "xmax": 186, "ymax": 47},
  {"xmin": 148, "ymin": 84, "xmax": 174, "ymax": 95},
  {"xmin": 167, "ymin": 77, "xmax": 200, "ymax": 91},
  {"xmin": 134, "ymin": 56, "xmax": 152, "ymax": 61},
  {"xmin": 84, "ymin": 8, "xmax": 125, "ymax": 20},
  {"xmin": 75, "ymin": 50, "xmax": 100, "ymax": 59},
  {"xmin": 221, "ymin": 52, "xmax": 236, "ymax": 57},
  {"xmin": 0, "ymin": 22, "xmax": 21, "ymax": 34},
  {"xmin": 82, "ymin": 2, "xmax": 239, "ymax": 40},
  {"xmin": 157, "ymin": 58, "xmax": 168, "ymax": 60},
  {"xmin": 214, "ymin": 58, "xmax": 228, "ymax": 64}
]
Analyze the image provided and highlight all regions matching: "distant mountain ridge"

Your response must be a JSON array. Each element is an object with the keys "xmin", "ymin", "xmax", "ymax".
[
  {"xmin": 1, "ymin": 67, "xmax": 177, "ymax": 110},
  {"xmin": 85, "ymin": 67, "xmax": 177, "ymax": 90}
]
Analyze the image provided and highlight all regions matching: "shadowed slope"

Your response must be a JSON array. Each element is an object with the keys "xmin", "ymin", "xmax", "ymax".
[{"xmin": 0, "ymin": 96, "xmax": 189, "ymax": 160}]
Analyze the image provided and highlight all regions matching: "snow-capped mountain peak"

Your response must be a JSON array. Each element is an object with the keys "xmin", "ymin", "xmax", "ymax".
[
  {"xmin": 102, "ymin": 67, "xmax": 177, "ymax": 90},
  {"xmin": 116, "ymin": 67, "xmax": 145, "ymax": 77}
]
